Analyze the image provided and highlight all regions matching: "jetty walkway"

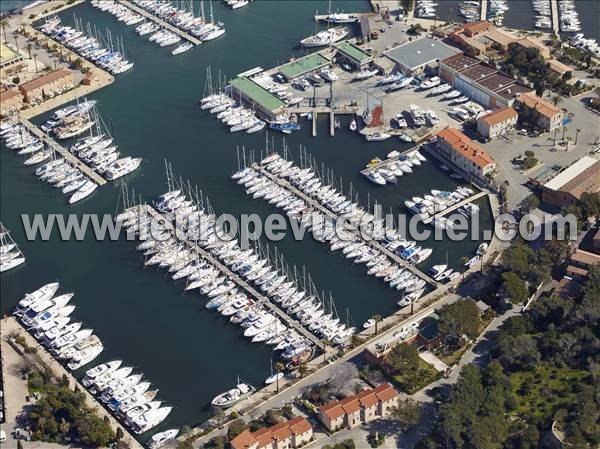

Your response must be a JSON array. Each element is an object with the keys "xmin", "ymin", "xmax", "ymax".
[
  {"xmin": 20, "ymin": 119, "xmax": 107, "ymax": 186},
  {"xmin": 480, "ymin": 0, "xmax": 488, "ymax": 20},
  {"xmin": 118, "ymin": 0, "xmax": 201, "ymax": 45},
  {"xmin": 550, "ymin": 0, "xmax": 560, "ymax": 34},
  {"xmin": 142, "ymin": 205, "xmax": 327, "ymax": 351},
  {"xmin": 252, "ymin": 164, "xmax": 439, "ymax": 287}
]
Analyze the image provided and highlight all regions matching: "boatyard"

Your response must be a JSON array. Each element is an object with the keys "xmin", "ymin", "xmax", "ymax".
[{"xmin": 2, "ymin": 0, "xmax": 599, "ymax": 447}]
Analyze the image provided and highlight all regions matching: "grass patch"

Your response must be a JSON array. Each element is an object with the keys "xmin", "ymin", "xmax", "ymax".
[
  {"xmin": 437, "ymin": 344, "xmax": 470, "ymax": 366},
  {"xmin": 509, "ymin": 364, "xmax": 589, "ymax": 420},
  {"xmin": 392, "ymin": 359, "xmax": 442, "ymax": 394}
]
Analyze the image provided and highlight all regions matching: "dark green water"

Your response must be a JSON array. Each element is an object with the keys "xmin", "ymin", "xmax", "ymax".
[{"xmin": 1, "ymin": 0, "xmax": 492, "ymax": 435}]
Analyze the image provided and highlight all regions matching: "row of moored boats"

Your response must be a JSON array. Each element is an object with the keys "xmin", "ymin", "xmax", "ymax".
[
  {"xmin": 38, "ymin": 16, "xmax": 133, "ymax": 75},
  {"xmin": 404, "ymin": 186, "xmax": 478, "ymax": 221},
  {"xmin": 0, "ymin": 224, "xmax": 25, "ymax": 273},
  {"xmin": 233, "ymin": 154, "xmax": 433, "ymax": 306},
  {"xmin": 118, "ymin": 190, "xmax": 355, "ymax": 348},
  {"xmin": 363, "ymin": 150, "xmax": 427, "ymax": 186}
]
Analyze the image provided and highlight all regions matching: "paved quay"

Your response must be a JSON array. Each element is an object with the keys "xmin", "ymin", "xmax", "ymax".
[
  {"xmin": 550, "ymin": 0, "xmax": 560, "ymax": 34},
  {"xmin": 117, "ymin": 0, "xmax": 201, "ymax": 45},
  {"xmin": 0, "ymin": 317, "xmax": 143, "ymax": 449},
  {"xmin": 20, "ymin": 119, "xmax": 108, "ymax": 186},
  {"xmin": 252, "ymin": 163, "xmax": 439, "ymax": 287},
  {"xmin": 480, "ymin": 0, "xmax": 488, "ymax": 20}
]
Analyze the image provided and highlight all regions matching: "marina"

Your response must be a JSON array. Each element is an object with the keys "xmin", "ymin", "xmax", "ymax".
[
  {"xmin": 0, "ymin": 223, "xmax": 25, "ymax": 273},
  {"xmin": 2, "ymin": 0, "xmax": 502, "ymax": 437}
]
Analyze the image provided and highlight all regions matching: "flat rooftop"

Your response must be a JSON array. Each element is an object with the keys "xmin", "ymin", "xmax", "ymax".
[
  {"xmin": 385, "ymin": 36, "xmax": 459, "ymax": 70},
  {"xmin": 336, "ymin": 41, "xmax": 372, "ymax": 64},
  {"xmin": 278, "ymin": 52, "xmax": 330, "ymax": 79},
  {"xmin": 0, "ymin": 43, "xmax": 19, "ymax": 64},
  {"xmin": 495, "ymin": 82, "xmax": 533, "ymax": 100},
  {"xmin": 229, "ymin": 77, "xmax": 286, "ymax": 112},
  {"xmin": 478, "ymin": 72, "xmax": 516, "ymax": 91},
  {"xmin": 460, "ymin": 63, "xmax": 498, "ymax": 81},
  {"xmin": 544, "ymin": 156, "xmax": 599, "ymax": 191},
  {"xmin": 441, "ymin": 52, "xmax": 480, "ymax": 71}
]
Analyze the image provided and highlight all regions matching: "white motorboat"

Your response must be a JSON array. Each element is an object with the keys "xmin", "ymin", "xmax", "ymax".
[
  {"xmin": 354, "ymin": 68, "xmax": 379, "ymax": 80},
  {"xmin": 148, "ymin": 429, "xmax": 180, "ymax": 449},
  {"xmin": 300, "ymin": 26, "xmax": 348, "ymax": 47}
]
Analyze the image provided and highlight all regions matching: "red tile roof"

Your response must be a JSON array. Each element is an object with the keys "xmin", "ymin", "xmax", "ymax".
[
  {"xmin": 18, "ymin": 68, "xmax": 73, "ymax": 93},
  {"xmin": 288, "ymin": 416, "xmax": 313, "ymax": 435},
  {"xmin": 478, "ymin": 106, "xmax": 518, "ymax": 126},
  {"xmin": 355, "ymin": 389, "xmax": 378, "ymax": 408},
  {"xmin": 320, "ymin": 401, "xmax": 345, "ymax": 420},
  {"xmin": 462, "ymin": 20, "xmax": 492, "ymax": 36},
  {"xmin": 230, "ymin": 429, "xmax": 257, "ymax": 449},
  {"xmin": 516, "ymin": 92, "xmax": 561, "ymax": 118},
  {"xmin": 437, "ymin": 127, "xmax": 496, "ymax": 168},
  {"xmin": 373, "ymin": 383, "xmax": 399, "ymax": 402},
  {"xmin": 340, "ymin": 397, "xmax": 361, "ymax": 415}
]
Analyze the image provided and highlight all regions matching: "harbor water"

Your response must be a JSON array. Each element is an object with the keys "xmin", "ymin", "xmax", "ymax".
[{"xmin": 4, "ymin": 0, "xmax": 586, "ymax": 436}]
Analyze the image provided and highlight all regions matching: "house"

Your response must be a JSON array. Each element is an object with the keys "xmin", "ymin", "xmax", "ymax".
[
  {"xmin": 540, "ymin": 156, "xmax": 600, "ymax": 208},
  {"xmin": 0, "ymin": 88, "xmax": 23, "ymax": 115},
  {"xmin": 447, "ymin": 22, "xmax": 518, "ymax": 56},
  {"xmin": 435, "ymin": 127, "xmax": 497, "ymax": 181},
  {"xmin": 515, "ymin": 36, "xmax": 551, "ymax": 59},
  {"xmin": 567, "ymin": 249, "xmax": 600, "ymax": 280},
  {"xmin": 546, "ymin": 59, "xmax": 573, "ymax": 77},
  {"xmin": 18, "ymin": 68, "xmax": 74, "ymax": 104},
  {"xmin": 477, "ymin": 106, "xmax": 518, "ymax": 139},
  {"xmin": 317, "ymin": 384, "xmax": 399, "ymax": 432},
  {"xmin": 229, "ymin": 417, "xmax": 313, "ymax": 449},
  {"xmin": 514, "ymin": 92, "xmax": 564, "ymax": 132}
]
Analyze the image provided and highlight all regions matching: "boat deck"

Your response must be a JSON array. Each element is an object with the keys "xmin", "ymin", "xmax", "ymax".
[
  {"xmin": 117, "ymin": 0, "xmax": 202, "ymax": 46},
  {"xmin": 252, "ymin": 164, "xmax": 439, "ymax": 287},
  {"xmin": 20, "ymin": 119, "xmax": 107, "ymax": 186},
  {"xmin": 142, "ymin": 205, "xmax": 327, "ymax": 351}
]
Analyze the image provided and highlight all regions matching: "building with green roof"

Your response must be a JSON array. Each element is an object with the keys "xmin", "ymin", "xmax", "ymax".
[
  {"xmin": 229, "ymin": 77, "xmax": 286, "ymax": 119},
  {"xmin": 335, "ymin": 41, "xmax": 373, "ymax": 69},
  {"xmin": 277, "ymin": 52, "xmax": 331, "ymax": 81}
]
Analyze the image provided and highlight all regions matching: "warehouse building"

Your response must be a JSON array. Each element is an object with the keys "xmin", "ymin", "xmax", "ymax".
[
  {"xmin": 384, "ymin": 36, "xmax": 459, "ymax": 75},
  {"xmin": 277, "ymin": 52, "xmax": 330, "ymax": 81},
  {"xmin": 439, "ymin": 52, "xmax": 533, "ymax": 108},
  {"xmin": 228, "ymin": 77, "xmax": 286, "ymax": 119},
  {"xmin": 335, "ymin": 40, "xmax": 373, "ymax": 70},
  {"xmin": 540, "ymin": 156, "xmax": 600, "ymax": 208}
]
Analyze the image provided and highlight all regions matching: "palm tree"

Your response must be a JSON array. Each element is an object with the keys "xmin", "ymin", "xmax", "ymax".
[
  {"xmin": 373, "ymin": 314, "xmax": 382, "ymax": 335},
  {"xmin": 59, "ymin": 418, "xmax": 70, "ymax": 441},
  {"xmin": 26, "ymin": 42, "xmax": 32, "ymax": 59},
  {"xmin": 275, "ymin": 362, "xmax": 285, "ymax": 393},
  {"xmin": 574, "ymin": 128, "xmax": 581, "ymax": 145},
  {"xmin": 551, "ymin": 94, "xmax": 563, "ymax": 107},
  {"xmin": 33, "ymin": 53, "xmax": 38, "ymax": 73},
  {"xmin": 38, "ymin": 416, "xmax": 47, "ymax": 439}
]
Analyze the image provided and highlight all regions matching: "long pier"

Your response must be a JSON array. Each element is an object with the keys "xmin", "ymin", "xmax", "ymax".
[
  {"xmin": 142, "ymin": 205, "xmax": 327, "ymax": 350},
  {"xmin": 480, "ymin": 0, "xmax": 488, "ymax": 20},
  {"xmin": 20, "ymin": 119, "xmax": 107, "ymax": 186},
  {"xmin": 117, "ymin": 0, "xmax": 201, "ymax": 45},
  {"xmin": 423, "ymin": 191, "xmax": 487, "ymax": 224},
  {"xmin": 550, "ymin": 0, "xmax": 560, "ymax": 34},
  {"xmin": 252, "ymin": 165, "xmax": 438, "ymax": 287}
]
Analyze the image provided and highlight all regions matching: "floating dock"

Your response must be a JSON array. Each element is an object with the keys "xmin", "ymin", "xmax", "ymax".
[
  {"xmin": 117, "ymin": 0, "xmax": 201, "ymax": 45},
  {"xmin": 142, "ymin": 205, "xmax": 327, "ymax": 351},
  {"xmin": 252, "ymin": 164, "xmax": 439, "ymax": 287},
  {"xmin": 20, "ymin": 119, "xmax": 107, "ymax": 186}
]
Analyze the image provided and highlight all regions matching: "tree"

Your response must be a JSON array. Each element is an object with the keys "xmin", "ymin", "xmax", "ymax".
[
  {"xmin": 551, "ymin": 94, "xmax": 563, "ymax": 107},
  {"xmin": 496, "ymin": 334, "xmax": 540, "ymax": 370},
  {"xmin": 329, "ymin": 363, "xmax": 359, "ymax": 394},
  {"xmin": 33, "ymin": 52, "xmax": 39, "ymax": 73},
  {"xmin": 385, "ymin": 343, "xmax": 419, "ymax": 375},
  {"xmin": 275, "ymin": 361, "xmax": 285, "ymax": 393},
  {"xmin": 574, "ymin": 127, "xmax": 581, "ymax": 145},
  {"xmin": 519, "ymin": 194, "xmax": 540, "ymax": 214},
  {"xmin": 502, "ymin": 272, "xmax": 529, "ymax": 304},
  {"xmin": 26, "ymin": 42, "xmax": 33, "ymax": 59},
  {"xmin": 373, "ymin": 314, "xmax": 382, "ymax": 334},
  {"xmin": 116, "ymin": 427, "xmax": 124, "ymax": 440},
  {"xmin": 227, "ymin": 419, "xmax": 248, "ymax": 440},
  {"xmin": 0, "ymin": 19, "xmax": 8, "ymax": 43},
  {"xmin": 392, "ymin": 399, "xmax": 422, "ymax": 431},
  {"xmin": 534, "ymin": 80, "xmax": 545, "ymax": 97},
  {"xmin": 502, "ymin": 242, "xmax": 534, "ymax": 274},
  {"xmin": 438, "ymin": 299, "xmax": 482, "ymax": 340},
  {"xmin": 579, "ymin": 192, "xmax": 600, "ymax": 220},
  {"xmin": 59, "ymin": 418, "xmax": 70, "ymax": 441}
]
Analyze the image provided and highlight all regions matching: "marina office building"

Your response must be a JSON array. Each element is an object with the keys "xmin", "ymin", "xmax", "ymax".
[
  {"xmin": 277, "ymin": 52, "xmax": 331, "ymax": 82},
  {"xmin": 476, "ymin": 106, "xmax": 518, "ymax": 139},
  {"xmin": 18, "ymin": 68, "xmax": 75, "ymax": 104},
  {"xmin": 334, "ymin": 40, "xmax": 373, "ymax": 70},
  {"xmin": 436, "ymin": 127, "xmax": 497, "ymax": 181},
  {"xmin": 384, "ymin": 36, "xmax": 459, "ymax": 76},
  {"xmin": 438, "ymin": 52, "xmax": 533, "ymax": 109},
  {"xmin": 228, "ymin": 76, "xmax": 286, "ymax": 119},
  {"xmin": 514, "ymin": 92, "xmax": 564, "ymax": 132}
]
